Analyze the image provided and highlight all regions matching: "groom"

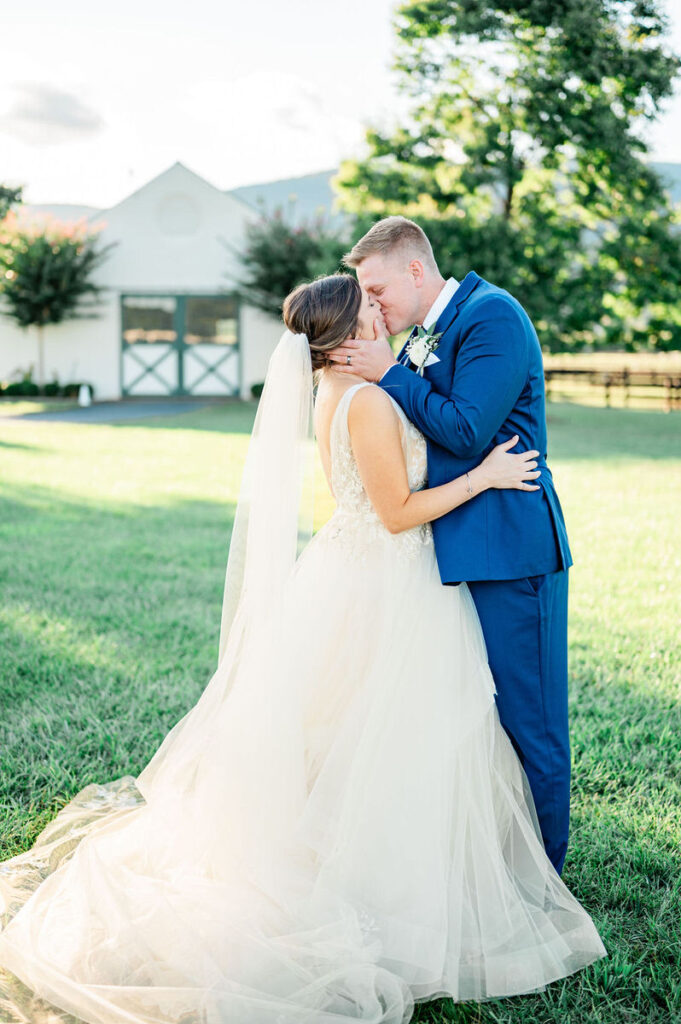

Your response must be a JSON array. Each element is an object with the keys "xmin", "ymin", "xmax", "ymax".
[{"xmin": 328, "ymin": 216, "xmax": 573, "ymax": 876}]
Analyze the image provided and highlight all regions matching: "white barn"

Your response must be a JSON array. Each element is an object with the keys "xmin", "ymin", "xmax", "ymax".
[
  {"xmin": 0, "ymin": 162, "xmax": 340, "ymax": 401},
  {"xmin": 5, "ymin": 158, "xmax": 676, "ymax": 402}
]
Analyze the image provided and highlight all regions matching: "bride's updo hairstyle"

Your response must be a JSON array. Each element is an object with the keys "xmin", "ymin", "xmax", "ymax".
[{"xmin": 283, "ymin": 274, "xmax": 361, "ymax": 372}]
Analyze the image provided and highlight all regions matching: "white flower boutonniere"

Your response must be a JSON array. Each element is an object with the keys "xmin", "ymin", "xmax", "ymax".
[{"xmin": 405, "ymin": 324, "xmax": 442, "ymax": 376}]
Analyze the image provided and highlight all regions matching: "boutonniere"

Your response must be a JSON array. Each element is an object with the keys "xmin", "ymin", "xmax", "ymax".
[{"xmin": 405, "ymin": 325, "xmax": 442, "ymax": 376}]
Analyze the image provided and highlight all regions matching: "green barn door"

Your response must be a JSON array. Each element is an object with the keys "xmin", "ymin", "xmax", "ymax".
[
  {"xmin": 121, "ymin": 294, "xmax": 240, "ymax": 396},
  {"xmin": 181, "ymin": 296, "xmax": 240, "ymax": 396},
  {"xmin": 120, "ymin": 295, "xmax": 181, "ymax": 396}
]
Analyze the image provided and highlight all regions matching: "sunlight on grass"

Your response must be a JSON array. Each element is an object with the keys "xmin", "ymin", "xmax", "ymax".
[
  {"xmin": 1, "ymin": 397, "xmax": 679, "ymax": 1023},
  {"xmin": 0, "ymin": 399, "xmax": 79, "ymax": 416}
]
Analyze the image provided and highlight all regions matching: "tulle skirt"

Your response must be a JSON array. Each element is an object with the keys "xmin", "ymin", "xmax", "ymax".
[{"xmin": 0, "ymin": 511, "xmax": 607, "ymax": 1024}]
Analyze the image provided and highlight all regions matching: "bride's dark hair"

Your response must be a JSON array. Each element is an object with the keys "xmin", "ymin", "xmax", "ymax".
[{"xmin": 283, "ymin": 274, "xmax": 362, "ymax": 371}]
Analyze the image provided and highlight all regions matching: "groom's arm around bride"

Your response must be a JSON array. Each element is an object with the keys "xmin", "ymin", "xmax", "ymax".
[{"xmin": 329, "ymin": 216, "xmax": 574, "ymax": 877}]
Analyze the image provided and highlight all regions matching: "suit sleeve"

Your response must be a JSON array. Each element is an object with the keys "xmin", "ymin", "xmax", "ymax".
[{"xmin": 378, "ymin": 298, "xmax": 529, "ymax": 458}]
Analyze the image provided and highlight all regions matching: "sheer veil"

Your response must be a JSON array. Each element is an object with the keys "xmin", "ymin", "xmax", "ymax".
[
  {"xmin": 217, "ymin": 328, "xmax": 316, "ymax": 667},
  {"xmin": 134, "ymin": 328, "xmax": 316, "ymax": 796}
]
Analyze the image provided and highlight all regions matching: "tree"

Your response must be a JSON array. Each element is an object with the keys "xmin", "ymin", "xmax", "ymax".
[
  {"xmin": 235, "ymin": 209, "xmax": 352, "ymax": 318},
  {"xmin": 0, "ymin": 212, "xmax": 117, "ymax": 387},
  {"xmin": 336, "ymin": 0, "xmax": 681, "ymax": 351},
  {"xmin": 0, "ymin": 185, "xmax": 22, "ymax": 222}
]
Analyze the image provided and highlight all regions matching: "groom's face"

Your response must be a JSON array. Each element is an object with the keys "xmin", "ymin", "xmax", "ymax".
[{"xmin": 356, "ymin": 251, "xmax": 422, "ymax": 336}]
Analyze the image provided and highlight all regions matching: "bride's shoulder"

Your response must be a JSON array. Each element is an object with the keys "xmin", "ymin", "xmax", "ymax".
[
  {"xmin": 346, "ymin": 383, "xmax": 400, "ymax": 431},
  {"xmin": 346, "ymin": 381, "xmax": 392, "ymax": 409},
  {"xmin": 315, "ymin": 377, "xmax": 399, "ymax": 439}
]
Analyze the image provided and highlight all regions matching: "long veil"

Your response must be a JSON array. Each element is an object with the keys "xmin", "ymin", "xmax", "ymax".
[
  {"xmin": 134, "ymin": 328, "xmax": 316, "ymax": 796},
  {"xmin": 217, "ymin": 328, "xmax": 316, "ymax": 667}
]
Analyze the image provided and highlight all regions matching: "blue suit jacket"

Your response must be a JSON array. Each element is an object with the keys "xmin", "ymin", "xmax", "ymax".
[{"xmin": 378, "ymin": 271, "xmax": 573, "ymax": 583}]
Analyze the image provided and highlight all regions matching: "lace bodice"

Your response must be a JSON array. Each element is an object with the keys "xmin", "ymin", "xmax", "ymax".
[{"xmin": 322, "ymin": 382, "xmax": 432, "ymax": 558}]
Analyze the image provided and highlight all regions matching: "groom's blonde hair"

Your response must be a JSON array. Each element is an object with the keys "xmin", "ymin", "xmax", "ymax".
[{"xmin": 343, "ymin": 216, "xmax": 437, "ymax": 271}]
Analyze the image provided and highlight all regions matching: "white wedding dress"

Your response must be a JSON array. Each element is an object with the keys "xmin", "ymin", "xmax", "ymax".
[{"xmin": 0, "ymin": 380, "xmax": 606, "ymax": 1024}]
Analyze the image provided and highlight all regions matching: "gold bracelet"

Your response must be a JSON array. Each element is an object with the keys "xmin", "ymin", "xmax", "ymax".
[{"xmin": 465, "ymin": 472, "xmax": 473, "ymax": 497}]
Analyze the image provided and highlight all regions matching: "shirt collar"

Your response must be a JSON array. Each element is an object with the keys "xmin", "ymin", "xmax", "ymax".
[{"xmin": 420, "ymin": 277, "xmax": 459, "ymax": 332}]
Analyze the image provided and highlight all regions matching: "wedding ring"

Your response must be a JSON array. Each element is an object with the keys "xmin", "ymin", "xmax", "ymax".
[{"xmin": 347, "ymin": 355, "xmax": 352, "ymax": 365}]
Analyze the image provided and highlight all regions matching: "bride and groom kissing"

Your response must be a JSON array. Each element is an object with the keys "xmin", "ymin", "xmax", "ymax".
[{"xmin": 0, "ymin": 216, "xmax": 606, "ymax": 1024}]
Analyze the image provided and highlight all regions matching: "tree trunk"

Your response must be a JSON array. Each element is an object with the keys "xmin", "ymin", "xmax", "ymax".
[
  {"xmin": 36, "ymin": 323, "xmax": 45, "ymax": 389},
  {"xmin": 504, "ymin": 179, "xmax": 514, "ymax": 221}
]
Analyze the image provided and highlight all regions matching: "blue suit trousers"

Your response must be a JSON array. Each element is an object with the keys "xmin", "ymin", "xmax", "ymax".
[{"xmin": 466, "ymin": 568, "xmax": 571, "ymax": 876}]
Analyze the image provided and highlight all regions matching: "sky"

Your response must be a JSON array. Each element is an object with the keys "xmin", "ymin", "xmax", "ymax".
[{"xmin": 1, "ymin": 0, "xmax": 680, "ymax": 210}]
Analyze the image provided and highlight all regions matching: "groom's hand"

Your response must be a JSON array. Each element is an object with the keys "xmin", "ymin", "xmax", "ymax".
[{"xmin": 326, "ymin": 318, "xmax": 398, "ymax": 382}]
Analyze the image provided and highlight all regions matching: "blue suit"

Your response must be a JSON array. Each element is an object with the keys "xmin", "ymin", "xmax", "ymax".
[{"xmin": 379, "ymin": 271, "xmax": 572, "ymax": 874}]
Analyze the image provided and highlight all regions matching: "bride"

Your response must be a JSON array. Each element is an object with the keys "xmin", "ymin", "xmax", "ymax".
[{"xmin": 0, "ymin": 273, "xmax": 606, "ymax": 1024}]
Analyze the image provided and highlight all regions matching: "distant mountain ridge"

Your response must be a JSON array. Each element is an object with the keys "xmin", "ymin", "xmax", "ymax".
[{"xmin": 13, "ymin": 161, "xmax": 681, "ymax": 227}]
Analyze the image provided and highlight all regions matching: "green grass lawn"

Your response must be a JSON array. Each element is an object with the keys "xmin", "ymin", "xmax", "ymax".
[
  {"xmin": 1, "ymin": 399, "xmax": 679, "ymax": 1023},
  {"xmin": 0, "ymin": 398, "xmax": 80, "ymax": 416}
]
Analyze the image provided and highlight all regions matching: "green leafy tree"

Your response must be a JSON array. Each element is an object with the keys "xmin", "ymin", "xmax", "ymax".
[
  {"xmin": 0, "ymin": 185, "xmax": 22, "ymax": 221},
  {"xmin": 336, "ymin": 0, "xmax": 681, "ymax": 351},
  {"xmin": 0, "ymin": 212, "xmax": 117, "ymax": 387},
  {"xmin": 235, "ymin": 209, "xmax": 351, "ymax": 318}
]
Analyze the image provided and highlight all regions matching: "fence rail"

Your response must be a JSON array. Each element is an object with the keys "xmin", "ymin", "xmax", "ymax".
[{"xmin": 544, "ymin": 368, "xmax": 681, "ymax": 411}]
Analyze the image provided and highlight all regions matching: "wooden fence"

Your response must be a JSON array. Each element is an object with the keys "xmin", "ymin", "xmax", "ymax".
[{"xmin": 544, "ymin": 368, "xmax": 681, "ymax": 411}]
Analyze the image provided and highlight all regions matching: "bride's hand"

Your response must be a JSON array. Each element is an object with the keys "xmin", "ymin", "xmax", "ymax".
[
  {"xmin": 372, "ymin": 315, "xmax": 388, "ymax": 341},
  {"xmin": 479, "ymin": 436, "xmax": 542, "ymax": 491}
]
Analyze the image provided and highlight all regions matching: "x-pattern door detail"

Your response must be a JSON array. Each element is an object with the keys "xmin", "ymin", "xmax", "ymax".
[{"xmin": 121, "ymin": 294, "xmax": 240, "ymax": 396}]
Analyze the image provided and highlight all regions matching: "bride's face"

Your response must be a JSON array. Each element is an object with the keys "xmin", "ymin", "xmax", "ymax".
[{"xmin": 355, "ymin": 288, "xmax": 386, "ymax": 341}]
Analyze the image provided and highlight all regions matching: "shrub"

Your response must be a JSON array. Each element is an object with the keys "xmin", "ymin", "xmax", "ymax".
[{"xmin": 4, "ymin": 381, "xmax": 40, "ymax": 396}]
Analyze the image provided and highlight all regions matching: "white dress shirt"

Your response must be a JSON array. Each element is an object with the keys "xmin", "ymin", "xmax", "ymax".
[
  {"xmin": 379, "ymin": 276, "xmax": 459, "ymax": 382},
  {"xmin": 420, "ymin": 276, "xmax": 459, "ymax": 332}
]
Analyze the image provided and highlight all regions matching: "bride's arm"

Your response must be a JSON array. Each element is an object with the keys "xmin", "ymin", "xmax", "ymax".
[{"xmin": 347, "ymin": 386, "xmax": 541, "ymax": 535}]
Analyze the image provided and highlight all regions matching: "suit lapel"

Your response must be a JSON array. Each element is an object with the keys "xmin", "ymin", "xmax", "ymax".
[{"xmin": 431, "ymin": 271, "xmax": 481, "ymax": 338}]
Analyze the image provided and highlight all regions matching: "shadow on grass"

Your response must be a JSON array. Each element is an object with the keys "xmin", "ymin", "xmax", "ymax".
[
  {"xmin": 0, "ymin": 439, "xmax": 50, "ymax": 452},
  {"xmin": 0, "ymin": 480, "xmax": 241, "ymax": 852},
  {"xmin": 0, "ymin": 480, "xmax": 237, "ymax": 701},
  {"xmin": 547, "ymin": 401, "xmax": 681, "ymax": 461}
]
